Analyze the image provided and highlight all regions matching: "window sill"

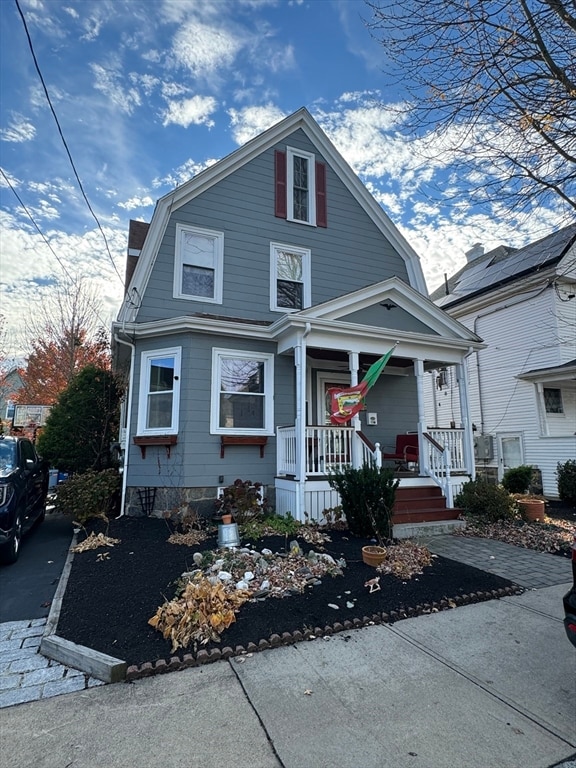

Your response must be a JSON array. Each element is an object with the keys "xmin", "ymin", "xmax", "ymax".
[
  {"xmin": 133, "ymin": 435, "xmax": 178, "ymax": 459},
  {"xmin": 220, "ymin": 435, "xmax": 268, "ymax": 459}
]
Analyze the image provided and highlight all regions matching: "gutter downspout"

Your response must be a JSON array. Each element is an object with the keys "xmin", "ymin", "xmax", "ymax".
[{"xmin": 114, "ymin": 332, "xmax": 135, "ymax": 517}]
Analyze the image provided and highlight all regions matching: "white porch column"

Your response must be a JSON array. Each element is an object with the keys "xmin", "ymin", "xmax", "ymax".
[
  {"xmin": 413, "ymin": 359, "xmax": 428, "ymax": 474},
  {"xmin": 348, "ymin": 351, "xmax": 362, "ymax": 468},
  {"xmin": 294, "ymin": 330, "xmax": 309, "ymax": 520},
  {"xmin": 456, "ymin": 360, "xmax": 476, "ymax": 479}
]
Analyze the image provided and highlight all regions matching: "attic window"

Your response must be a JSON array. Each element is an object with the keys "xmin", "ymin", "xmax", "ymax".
[{"xmin": 274, "ymin": 148, "xmax": 327, "ymax": 227}]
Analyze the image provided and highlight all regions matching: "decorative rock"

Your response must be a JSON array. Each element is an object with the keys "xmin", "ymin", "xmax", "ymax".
[
  {"xmin": 236, "ymin": 580, "xmax": 249, "ymax": 590},
  {"xmin": 258, "ymin": 558, "xmax": 269, "ymax": 572},
  {"xmin": 346, "ymin": 601, "xmax": 355, "ymax": 609},
  {"xmin": 261, "ymin": 548, "xmax": 272, "ymax": 555},
  {"xmin": 318, "ymin": 553, "xmax": 336, "ymax": 565},
  {"xmin": 207, "ymin": 576, "xmax": 218, "ymax": 586},
  {"xmin": 307, "ymin": 550, "xmax": 319, "ymax": 563},
  {"xmin": 243, "ymin": 571, "xmax": 255, "ymax": 581},
  {"xmin": 218, "ymin": 571, "xmax": 233, "ymax": 581},
  {"xmin": 192, "ymin": 552, "xmax": 204, "ymax": 566},
  {"xmin": 221, "ymin": 646, "xmax": 234, "ymax": 659},
  {"xmin": 269, "ymin": 634, "xmax": 282, "ymax": 647},
  {"xmin": 260, "ymin": 579, "xmax": 270, "ymax": 591},
  {"xmin": 289, "ymin": 540, "xmax": 302, "ymax": 556},
  {"xmin": 328, "ymin": 603, "xmax": 339, "ymax": 610}
]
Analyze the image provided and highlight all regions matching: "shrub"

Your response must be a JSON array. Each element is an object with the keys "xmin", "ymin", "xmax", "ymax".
[
  {"xmin": 501, "ymin": 465, "xmax": 533, "ymax": 494},
  {"xmin": 214, "ymin": 479, "xmax": 268, "ymax": 525},
  {"xmin": 241, "ymin": 512, "xmax": 301, "ymax": 540},
  {"xmin": 556, "ymin": 460, "xmax": 576, "ymax": 506},
  {"xmin": 455, "ymin": 478, "xmax": 517, "ymax": 522},
  {"xmin": 328, "ymin": 462, "xmax": 399, "ymax": 542},
  {"xmin": 53, "ymin": 469, "xmax": 121, "ymax": 524}
]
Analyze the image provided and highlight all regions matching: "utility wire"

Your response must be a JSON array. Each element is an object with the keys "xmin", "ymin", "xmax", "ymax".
[
  {"xmin": 14, "ymin": 0, "xmax": 125, "ymax": 286},
  {"xmin": 1, "ymin": 168, "xmax": 112, "ymax": 330}
]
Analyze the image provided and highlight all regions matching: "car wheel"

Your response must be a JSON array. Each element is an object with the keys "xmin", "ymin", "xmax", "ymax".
[{"xmin": 0, "ymin": 514, "xmax": 22, "ymax": 565}]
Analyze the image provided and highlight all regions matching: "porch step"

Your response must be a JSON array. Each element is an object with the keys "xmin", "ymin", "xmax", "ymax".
[
  {"xmin": 393, "ymin": 519, "xmax": 467, "ymax": 540},
  {"xmin": 392, "ymin": 485, "xmax": 461, "ymax": 525}
]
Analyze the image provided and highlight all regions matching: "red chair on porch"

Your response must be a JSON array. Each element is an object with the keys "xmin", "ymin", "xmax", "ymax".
[{"xmin": 382, "ymin": 434, "xmax": 419, "ymax": 470}]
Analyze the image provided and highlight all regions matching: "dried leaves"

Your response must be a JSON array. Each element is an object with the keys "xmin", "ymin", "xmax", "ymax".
[
  {"xmin": 376, "ymin": 541, "xmax": 433, "ymax": 580},
  {"xmin": 455, "ymin": 515, "xmax": 574, "ymax": 554},
  {"xmin": 71, "ymin": 532, "xmax": 121, "ymax": 553},
  {"xmin": 149, "ymin": 575, "xmax": 250, "ymax": 652},
  {"xmin": 167, "ymin": 531, "xmax": 209, "ymax": 547}
]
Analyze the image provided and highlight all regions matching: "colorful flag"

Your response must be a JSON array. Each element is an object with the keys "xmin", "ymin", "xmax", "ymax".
[{"xmin": 328, "ymin": 344, "xmax": 397, "ymax": 425}]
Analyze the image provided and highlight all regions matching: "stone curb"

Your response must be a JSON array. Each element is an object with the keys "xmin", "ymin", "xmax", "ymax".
[
  {"xmin": 39, "ymin": 529, "xmax": 128, "ymax": 684},
  {"xmin": 124, "ymin": 584, "xmax": 524, "ymax": 681}
]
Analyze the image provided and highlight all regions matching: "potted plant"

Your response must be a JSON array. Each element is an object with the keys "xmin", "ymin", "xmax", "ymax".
[{"xmin": 502, "ymin": 465, "xmax": 545, "ymax": 522}]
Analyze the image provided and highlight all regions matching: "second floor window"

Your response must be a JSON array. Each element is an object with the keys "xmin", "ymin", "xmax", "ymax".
[
  {"xmin": 174, "ymin": 224, "xmax": 223, "ymax": 303},
  {"xmin": 544, "ymin": 387, "xmax": 563, "ymax": 414},
  {"xmin": 270, "ymin": 242, "xmax": 311, "ymax": 312}
]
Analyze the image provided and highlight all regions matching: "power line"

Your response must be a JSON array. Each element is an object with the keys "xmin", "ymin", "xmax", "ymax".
[
  {"xmin": 1, "ymin": 168, "xmax": 112, "ymax": 330},
  {"xmin": 14, "ymin": 0, "xmax": 125, "ymax": 286}
]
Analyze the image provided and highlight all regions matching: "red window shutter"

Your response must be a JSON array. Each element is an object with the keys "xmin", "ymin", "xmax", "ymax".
[
  {"xmin": 315, "ymin": 161, "xmax": 327, "ymax": 227},
  {"xmin": 275, "ymin": 150, "xmax": 287, "ymax": 218}
]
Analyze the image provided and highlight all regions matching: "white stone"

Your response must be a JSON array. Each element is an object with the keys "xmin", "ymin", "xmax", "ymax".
[
  {"xmin": 328, "ymin": 603, "xmax": 339, "ymax": 610},
  {"xmin": 192, "ymin": 552, "xmax": 203, "ymax": 566},
  {"xmin": 261, "ymin": 548, "xmax": 272, "ymax": 555},
  {"xmin": 218, "ymin": 571, "xmax": 232, "ymax": 582},
  {"xmin": 236, "ymin": 580, "xmax": 249, "ymax": 590},
  {"xmin": 243, "ymin": 571, "xmax": 255, "ymax": 581},
  {"xmin": 260, "ymin": 580, "xmax": 270, "ymax": 590}
]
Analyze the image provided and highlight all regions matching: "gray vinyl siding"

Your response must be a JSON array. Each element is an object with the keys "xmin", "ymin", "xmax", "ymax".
[
  {"xmin": 360, "ymin": 373, "xmax": 419, "ymax": 453},
  {"xmin": 128, "ymin": 333, "xmax": 295, "ymax": 489},
  {"xmin": 340, "ymin": 305, "xmax": 440, "ymax": 335},
  {"xmin": 136, "ymin": 128, "xmax": 411, "ymax": 324}
]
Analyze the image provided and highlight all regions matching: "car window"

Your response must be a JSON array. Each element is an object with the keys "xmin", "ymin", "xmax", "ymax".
[
  {"xmin": 20, "ymin": 440, "xmax": 36, "ymax": 465},
  {"xmin": 0, "ymin": 441, "xmax": 16, "ymax": 477}
]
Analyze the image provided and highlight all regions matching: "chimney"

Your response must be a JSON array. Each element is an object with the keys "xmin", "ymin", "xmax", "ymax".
[
  {"xmin": 125, "ymin": 220, "xmax": 150, "ymax": 294},
  {"xmin": 465, "ymin": 243, "xmax": 484, "ymax": 262}
]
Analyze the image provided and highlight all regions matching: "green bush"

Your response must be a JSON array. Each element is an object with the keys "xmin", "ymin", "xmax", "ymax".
[
  {"xmin": 53, "ymin": 469, "xmax": 121, "ymax": 523},
  {"xmin": 455, "ymin": 478, "xmax": 517, "ymax": 522},
  {"xmin": 556, "ymin": 459, "xmax": 576, "ymax": 506},
  {"xmin": 328, "ymin": 462, "xmax": 399, "ymax": 542},
  {"xmin": 241, "ymin": 512, "xmax": 301, "ymax": 539},
  {"xmin": 501, "ymin": 465, "xmax": 533, "ymax": 494}
]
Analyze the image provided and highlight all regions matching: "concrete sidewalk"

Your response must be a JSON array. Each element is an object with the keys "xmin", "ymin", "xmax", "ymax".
[{"xmin": 1, "ymin": 583, "xmax": 574, "ymax": 768}]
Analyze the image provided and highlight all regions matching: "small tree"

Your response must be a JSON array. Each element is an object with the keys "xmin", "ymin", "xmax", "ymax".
[
  {"xmin": 556, "ymin": 460, "xmax": 576, "ymax": 506},
  {"xmin": 37, "ymin": 364, "xmax": 122, "ymax": 473}
]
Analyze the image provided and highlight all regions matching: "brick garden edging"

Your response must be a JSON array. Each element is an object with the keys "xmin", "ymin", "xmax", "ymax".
[{"xmin": 124, "ymin": 584, "xmax": 524, "ymax": 681}]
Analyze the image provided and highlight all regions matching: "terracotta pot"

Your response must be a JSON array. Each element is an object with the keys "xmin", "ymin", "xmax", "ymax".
[
  {"xmin": 221, "ymin": 514, "xmax": 233, "ymax": 525},
  {"xmin": 362, "ymin": 545, "xmax": 387, "ymax": 567},
  {"xmin": 517, "ymin": 498, "xmax": 545, "ymax": 522}
]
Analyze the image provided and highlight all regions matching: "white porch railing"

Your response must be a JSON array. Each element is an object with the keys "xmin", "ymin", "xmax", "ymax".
[
  {"xmin": 426, "ymin": 428, "xmax": 467, "ymax": 473},
  {"xmin": 277, "ymin": 425, "xmax": 356, "ymax": 477}
]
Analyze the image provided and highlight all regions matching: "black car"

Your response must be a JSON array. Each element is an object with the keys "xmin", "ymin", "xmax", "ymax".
[
  {"xmin": 0, "ymin": 435, "xmax": 49, "ymax": 564},
  {"xmin": 563, "ymin": 533, "xmax": 576, "ymax": 648}
]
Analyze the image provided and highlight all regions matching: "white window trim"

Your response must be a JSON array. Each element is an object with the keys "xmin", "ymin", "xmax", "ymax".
[
  {"xmin": 174, "ymin": 223, "xmax": 224, "ymax": 303},
  {"xmin": 210, "ymin": 348, "xmax": 275, "ymax": 435},
  {"xmin": 270, "ymin": 241, "xmax": 311, "ymax": 313},
  {"xmin": 137, "ymin": 347, "xmax": 181, "ymax": 435},
  {"xmin": 287, "ymin": 146, "xmax": 316, "ymax": 226}
]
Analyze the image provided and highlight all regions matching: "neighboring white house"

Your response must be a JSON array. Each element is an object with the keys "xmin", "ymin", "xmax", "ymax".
[{"xmin": 425, "ymin": 224, "xmax": 576, "ymax": 499}]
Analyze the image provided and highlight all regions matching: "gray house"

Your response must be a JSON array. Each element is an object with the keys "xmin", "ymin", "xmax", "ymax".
[{"xmin": 113, "ymin": 108, "xmax": 483, "ymax": 532}]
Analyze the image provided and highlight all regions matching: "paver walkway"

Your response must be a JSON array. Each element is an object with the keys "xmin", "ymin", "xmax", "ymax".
[
  {"xmin": 426, "ymin": 535, "xmax": 572, "ymax": 589},
  {"xmin": 0, "ymin": 618, "xmax": 103, "ymax": 709}
]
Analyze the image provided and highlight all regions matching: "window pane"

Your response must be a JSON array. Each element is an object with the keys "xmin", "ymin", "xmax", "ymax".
[
  {"xmin": 147, "ymin": 392, "xmax": 173, "ymax": 429},
  {"xmin": 277, "ymin": 250, "xmax": 302, "ymax": 281},
  {"xmin": 182, "ymin": 265, "xmax": 214, "ymax": 298},
  {"xmin": 544, "ymin": 388, "xmax": 563, "ymax": 413},
  {"xmin": 219, "ymin": 393, "xmax": 264, "ymax": 429},
  {"xmin": 293, "ymin": 156, "xmax": 309, "ymax": 221},
  {"xmin": 220, "ymin": 359, "xmax": 264, "ymax": 394},
  {"xmin": 277, "ymin": 279, "xmax": 303, "ymax": 309},
  {"xmin": 149, "ymin": 357, "xmax": 174, "ymax": 392}
]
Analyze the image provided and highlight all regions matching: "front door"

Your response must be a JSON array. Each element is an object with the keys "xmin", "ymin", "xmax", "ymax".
[
  {"xmin": 316, "ymin": 372, "xmax": 350, "ymax": 424},
  {"xmin": 497, "ymin": 433, "xmax": 524, "ymax": 480}
]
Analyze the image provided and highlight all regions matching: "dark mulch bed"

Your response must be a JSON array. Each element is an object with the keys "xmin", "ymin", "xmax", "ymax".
[{"xmin": 56, "ymin": 517, "xmax": 521, "ymax": 670}]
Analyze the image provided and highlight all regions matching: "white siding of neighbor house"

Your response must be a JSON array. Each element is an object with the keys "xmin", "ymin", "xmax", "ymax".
[{"xmin": 424, "ymin": 283, "xmax": 576, "ymax": 497}]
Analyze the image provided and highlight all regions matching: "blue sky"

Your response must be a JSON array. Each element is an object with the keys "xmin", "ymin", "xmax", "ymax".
[{"xmin": 0, "ymin": 0, "xmax": 568, "ymax": 358}]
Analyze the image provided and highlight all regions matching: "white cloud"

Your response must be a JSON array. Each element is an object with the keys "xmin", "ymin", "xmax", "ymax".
[
  {"xmin": 117, "ymin": 195, "xmax": 155, "ymax": 211},
  {"xmin": 90, "ymin": 62, "xmax": 142, "ymax": 115},
  {"xmin": 228, "ymin": 104, "xmax": 286, "ymax": 144},
  {"xmin": 162, "ymin": 95, "xmax": 217, "ymax": 128},
  {"xmin": 1, "ymin": 116, "xmax": 36, "ymax": 143},
  {"xmin": 171, "ymin": 20, "xmax": 243, "ymax": 77}
]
